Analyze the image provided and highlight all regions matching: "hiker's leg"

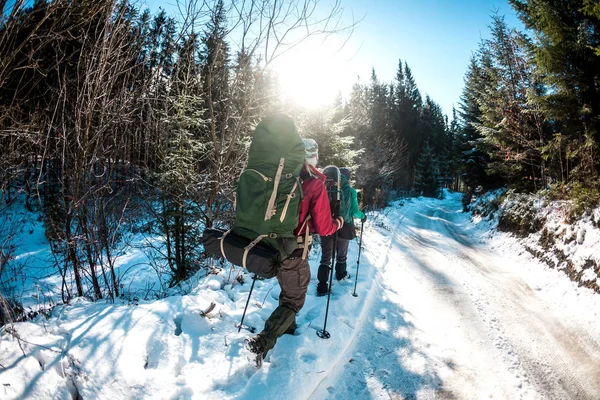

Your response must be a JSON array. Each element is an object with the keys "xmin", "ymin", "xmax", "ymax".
[
  {"xmin": 317, "ymin": 235, "xmax": 334, "ymax": 293},
  {"xmin": 256, "ymin": 255, "xmax": 310, "ymax": 353}
]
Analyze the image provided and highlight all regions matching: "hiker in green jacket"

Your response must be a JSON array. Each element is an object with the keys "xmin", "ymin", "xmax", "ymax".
[{"xmin": 317, "ymin": 167, "xmax": 366, "ymax": 295}]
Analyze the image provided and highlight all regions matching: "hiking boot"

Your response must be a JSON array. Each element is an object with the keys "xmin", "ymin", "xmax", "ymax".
[
  {"xmin": 245, "ymin": 336, "xmax": 266, "ymax": 368},
  {"xmin": 336, "ymin": 272, "xmax": 351, "ymax": 281},
  {"xmin": 335, "ymin": 262, "xmax": 349, "ymax": 281},
  {"xmin": 316, "ymin": 282, "xmax": 329, "ymax": 297},
  {"xmin": 284, "ymin": 321, "xmax": 297, "ymax": 335}
]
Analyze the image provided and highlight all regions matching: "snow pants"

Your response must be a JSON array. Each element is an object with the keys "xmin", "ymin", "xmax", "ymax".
[
  {"xmin": 256, "ymin": 249, "xmax": 311, "ymax": 356},
  {"xmin": 317, "ymin": 234, "xmax": 350, "ymax": 292}
]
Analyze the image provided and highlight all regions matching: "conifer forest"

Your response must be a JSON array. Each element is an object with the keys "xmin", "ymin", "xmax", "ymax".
[{"xmin": 1, "ymin": 0, "xmax": 600, "ymax": 319}]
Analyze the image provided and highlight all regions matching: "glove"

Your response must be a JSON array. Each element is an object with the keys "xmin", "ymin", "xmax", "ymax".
[
  {"xmin": 335, "ymin": 216, "xmax": 344, "ymax": 230},
  {"xmin": 361, "ymin": 215, "xmax": 367, "ymax": 223}
]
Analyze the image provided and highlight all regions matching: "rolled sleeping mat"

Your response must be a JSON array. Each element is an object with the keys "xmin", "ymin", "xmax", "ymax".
[{"xmin": 202, "ymin": 228, "xmax": 281, "ymax": 279}]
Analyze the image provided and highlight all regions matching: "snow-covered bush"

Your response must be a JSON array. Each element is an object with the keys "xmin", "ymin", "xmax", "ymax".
[
  {"xmin": 470, "ymin": 188, "xmax": 505, "ymax": 219},
  {"xmin": 497, "ymin": 190, "xmax": 546, "ymax": 236},
  {"xmin": 567, "ymin": 181, "xmax": 600, "ymax": 220}
]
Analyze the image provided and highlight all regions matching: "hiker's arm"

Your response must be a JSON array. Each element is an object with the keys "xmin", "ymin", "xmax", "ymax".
[
  {"xmin": 310, "ymin": 182, "xmax": 341, "ymax": 236},
  {"xmin": 351, "ymin": 187, "xmax": 365, "ymax": 220}
]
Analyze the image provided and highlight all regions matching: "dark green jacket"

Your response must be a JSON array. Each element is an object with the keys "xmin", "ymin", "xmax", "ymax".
[{"xmin": 340, "ymin": 175, "xmax": 364, "ymax": 225}]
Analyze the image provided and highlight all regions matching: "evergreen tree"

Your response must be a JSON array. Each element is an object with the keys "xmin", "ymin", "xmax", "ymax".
[
  {"xmin": 154, "ymin": 31, "xmax": 206, "ymax": 283},
  {"xmin": 200, "ymin": 0, "xmax": 230, "ymax": 144},
  {"xmin": 298, "ymin": 108, "xmax": 360, "ymax": 169},
  {"xmin": 478, "ymin": 15, "xmax": 547, "ymax": 190},
  {"xmin": 414, "ymin": 141, "xmax": 440, "ymax": 197},
  {"xmin": 457, "ymin": 56, "xmax": 494, "ymax": 190},
  {"xmin": 419, "ymin": 95, "xmax": 446, "ymax": 156},
  {"xmin": 509, "ymin": 0, "xmax": 600, "ymax": 181},
  {"xmin": 402, "ymin": 63, "xmax": 423, "ymax": 169}
]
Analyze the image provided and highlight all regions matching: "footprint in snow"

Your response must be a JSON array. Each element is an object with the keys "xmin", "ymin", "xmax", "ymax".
[
  {"xmin": 173, "ymin": 314, "xmax": 183, "ymax": 336},
  {"xmin": 297, "ymin": 348, "xmax": 318, "ymax": 363}
]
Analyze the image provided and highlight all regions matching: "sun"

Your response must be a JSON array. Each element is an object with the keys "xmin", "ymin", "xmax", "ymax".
[{"xmin": 273, "ymin": 37, "xmax": 351, "ymax": 109}]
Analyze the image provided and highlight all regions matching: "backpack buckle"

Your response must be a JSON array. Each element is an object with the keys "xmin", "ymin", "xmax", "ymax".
[{"xmin": 269, "ymin": 233, "xmax": 278, "ymax": 238}]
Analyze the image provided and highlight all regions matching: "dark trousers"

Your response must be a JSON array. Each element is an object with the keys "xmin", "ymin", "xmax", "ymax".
[
  {"xmin": 256, "ymin": 250, "xmax": 310, "ymax": 355},
  {"xmin": 317, "ymin": 234, "xmax": 350, "ymax": 292}
]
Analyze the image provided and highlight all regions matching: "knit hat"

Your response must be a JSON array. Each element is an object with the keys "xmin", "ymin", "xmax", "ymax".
[
  {"xmin": 303, "ymin": 138, "xmax": 319, "ymax": 166},
  {"xmin": 339, "ymin": 167, "xmax": 351, "ymax": 180}
]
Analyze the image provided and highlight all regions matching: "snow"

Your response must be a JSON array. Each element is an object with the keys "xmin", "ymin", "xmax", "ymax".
[
  {"xmin": 2, "ymin": 191, "xmax": 600, "ymax": 399},
  {"xmin": 0, "ymin": 199, "xmax": 180, "ymax": 312}
]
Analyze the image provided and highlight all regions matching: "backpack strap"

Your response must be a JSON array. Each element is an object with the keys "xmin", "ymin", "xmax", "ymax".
[
  {"xmin": 265, "ymin": 158, "xmax": 285, "ymax": 221},
  {"xmin": 219, "ymin": 229, "xmax": 232, "ymax": 258},
  {"xmin": 297, "ymin": 214, "xmax": 312, "ymax": 260},
  {"xmin": 243, "ymin": 234, "xmax": 269, "ymax": 269},
  {"xmin": 280, "ymin": 179, "xmax": 299, "ymax": 222}
]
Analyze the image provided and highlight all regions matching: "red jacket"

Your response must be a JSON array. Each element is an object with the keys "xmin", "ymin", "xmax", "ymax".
[{"xmin": 294, "ymin": 165, "xmax": 339, "ymax": 237}]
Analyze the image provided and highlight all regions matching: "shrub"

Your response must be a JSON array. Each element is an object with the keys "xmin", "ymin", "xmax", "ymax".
[
  {"xmin": 497, "ymin": 191, "xmax": 545, "ymax": 236},
  {"xmin": 568, "ymin": 181, "xmax": 600, "ymax": 220}
]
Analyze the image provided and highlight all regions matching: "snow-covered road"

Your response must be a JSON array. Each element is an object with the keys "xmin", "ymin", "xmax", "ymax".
[
  {"xmin": 2, "ymin": 193, "xmax": 600, "ymax": 399},
  {"xmin": 315, "ymin": 195, "xmax": 600, "ymax": 399}
]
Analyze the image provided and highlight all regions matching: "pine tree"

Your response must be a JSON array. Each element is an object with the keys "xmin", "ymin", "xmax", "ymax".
[
  {"xmin": 509, "ymin": 0, "xmax": 600, "ymax": 181},
  {"xmin": 403, "ymin": 63, "xmax": 423, "ymax": 169},
  {"xmin": 154, "ymin": 31, "xmax": 206, "ymax": 283},
  {"xmin": 457, "ymin": 56, "xmax": 494, "ymax": 190},
  {"xmin": 298, "ymin": 108, "xmax": 360, "ymax": 168},
  {"xmin": 414, "ymin": 141, "xmax": 439, "ymax": 197},
  {"xmin": 198, "ymin": 0, "xmax": 237, "ymax": 229}
]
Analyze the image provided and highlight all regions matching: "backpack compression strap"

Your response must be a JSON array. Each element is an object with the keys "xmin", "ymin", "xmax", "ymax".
[
  {"xmin": 297, "ymin": 215, "xmax": 312, "ymax": 260},
  {"xmin": 243, "ymin": 234, "xmax": 269, "ymax": 270},
  {"xmin": 219, "ymin": 229, "xmax": 232, "ymax": 258},
  {"xmin": 265, "ymin": 158, "xmax": 285, "ymax": 221},
  {"xmin": 280, "ymin": 179, "xmax": 299, "ymax": 223}
]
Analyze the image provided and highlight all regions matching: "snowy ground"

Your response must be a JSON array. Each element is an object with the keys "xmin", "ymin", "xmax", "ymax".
[{"xmin": 2, "ymin": 192, "xmax": 600, "ymax": 399}]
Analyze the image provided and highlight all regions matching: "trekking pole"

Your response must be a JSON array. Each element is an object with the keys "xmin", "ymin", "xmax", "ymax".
[
  {"xmin": 238, "ymin": 275, "xmax": 257, "ymax": 333},
  {"xmin": 352, "ymin": 219, "xmax": 365, "ymax": 297},
  {"xmin": 317, "ymin": 166, "xmax": 341, "ymax": 340},
  {"xmin": 317, "ymin": 230, "xmax": 337, "ymax": 339}
]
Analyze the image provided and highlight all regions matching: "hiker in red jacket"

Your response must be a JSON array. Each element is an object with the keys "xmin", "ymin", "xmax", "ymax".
[{"xmin": 245, "ymin": 138, "xmax": 343, "ymax": 366}]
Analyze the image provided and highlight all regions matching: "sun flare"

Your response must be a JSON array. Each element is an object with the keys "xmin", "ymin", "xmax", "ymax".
[{"xmin": 274, "ymin": 38, "xmax": 353, "ymax": 109}]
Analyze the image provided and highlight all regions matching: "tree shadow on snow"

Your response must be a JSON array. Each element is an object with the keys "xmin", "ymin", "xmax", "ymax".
[{"xmin": 18, "ymin": 297, "xmax": 186, "ymax": 398}]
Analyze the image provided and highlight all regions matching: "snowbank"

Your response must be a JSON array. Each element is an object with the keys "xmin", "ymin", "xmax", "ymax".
[{"xmin": 470, "ymin": 189, "xmax": 600, "ymax": 293}]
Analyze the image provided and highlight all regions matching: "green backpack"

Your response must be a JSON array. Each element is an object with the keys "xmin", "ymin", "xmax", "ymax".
[
  {"xmin": 322, "ymin": 166, "xmax": 352, "ymax": 222},
  {"xmin": 339, "ymin": 175, "xmax": 354, "ymax": 224},
  {"xmin": 232, "ymin": 114, "xmax": 305, "ymax": 260},
  {"xmin": 323, "ymin": 166, "xmax": 356, "ymax": 240}
]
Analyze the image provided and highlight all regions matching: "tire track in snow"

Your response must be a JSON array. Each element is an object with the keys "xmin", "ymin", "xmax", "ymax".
[{"xmin": 430, "ymin": 204, "xmax": 600, "ymax": 399}]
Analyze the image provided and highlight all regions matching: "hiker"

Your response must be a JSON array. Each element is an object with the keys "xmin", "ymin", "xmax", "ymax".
[
  {"xmin": 245, "ymin": 138, "xmax": 344, "ymax": 365},
  {"xmin": 317, "ymin": 167, "xmax": 366, "ymax": 295}
]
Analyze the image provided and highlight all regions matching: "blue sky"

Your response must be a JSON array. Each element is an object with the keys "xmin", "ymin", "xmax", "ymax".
[
  {"xmin": 4, "ymin": 0, "xmax": 523, "ymax": 115},
  {"xmin": 340, "ymin": 0, "xmax": 523, "ymax": 115},
  {"xmin": 144, "ymin": 0, "xmax": 523, "ymax": 116}
]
